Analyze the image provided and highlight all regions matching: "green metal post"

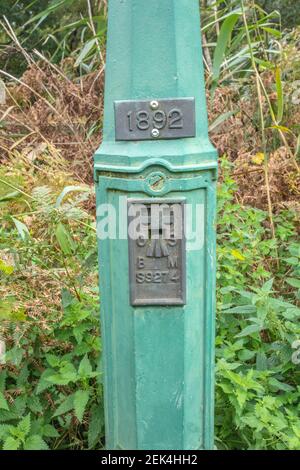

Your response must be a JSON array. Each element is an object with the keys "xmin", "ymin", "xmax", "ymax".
[{"xmin": 94, "ymin": 0, "xmax": 218, "ymax": 450}]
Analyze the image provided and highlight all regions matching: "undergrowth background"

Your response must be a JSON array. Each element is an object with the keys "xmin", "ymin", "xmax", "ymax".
[{"xmin": 0, "ymin": 0, "xmax": 299, "ymax": 450}]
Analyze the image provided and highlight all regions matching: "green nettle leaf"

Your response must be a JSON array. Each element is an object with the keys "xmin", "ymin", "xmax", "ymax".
[
  {"xmin": 52, "ymin": 394, "xmax": 75, "ymax": 418},
  {"xmin": 236, "ymin": 323, "xmax": 262, "ymax": 338},
  {"xmin": 24, "ymin": 435, "xmax": 49, "ymax": 450},
  {"xmin": 74, "ymin": 390, "xmax": 90, "ymax": 423},
  {"xmin": 269, "ymin": 378, "xmax": 294, "ymax": 393},
  {"xmin": 223, "ymin": 305, "xmax": 256, "ymax": 315},
  {"xmin": 46, "ymin": 363, "xmax": 77, "ymax": 386},
  {"xmin": 262, "ymin": 278, "xmax": 274, "ymax": 293},
  {"xmin": 45, "ymin": 354, "xmax": 62, "ymax": 368},
  {"xmin": 28, "ymin": 396, "xmax": 43, "ymax": 414},
  {"xmin": 286, "ymin": 278, "xmax": 300, "ymax": 289},
  {"xmin": 42, "ymin": 424, "xmax": 59, "ymax": 438},
  {"xmin": 235, "ymin": 388, "xmax": 248, "ymax": 408},
  {"xmin": 16, "ymin": 364, "xmax": 29, "ymax": 387},
  {"xmin": 36, "ymin": 369, "xmax": 55, "ymax": 394},
  {"xmin": 0, "ymin": 372, "xmax": 6, "ymax": 393},
  {"xmin": 3, "ymin": 436, "xmax": 20, "ymax": 450},
  {"xmin": 88, "ymin": 405, "xmax": 104, "ymax": 449},
  {"xmin": 0, "ymin": 424, "xmax": 11, "ymax": 440},
  {"xmin": 0, "ymin": 392, "xmax": 9, "ymax": 411},
  {"xmin": 13, "ymin": 396, "xmax": 27, "ymax": 416},
  {"xmin": 78, "ymin": 354, "xmax": 93, "ymax": 377},
  {"xmin": 17, "ymin": 413, "xmax": 31, "ymax": 437},
  {"xmin": 256, "ymin": 352, "xmax": 268, "ymax": 371}
]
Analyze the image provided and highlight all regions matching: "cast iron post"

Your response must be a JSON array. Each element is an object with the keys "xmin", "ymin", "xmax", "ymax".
[{"xmin": 94, "ymin": 0, "xmax": 218, "ymax": 450}]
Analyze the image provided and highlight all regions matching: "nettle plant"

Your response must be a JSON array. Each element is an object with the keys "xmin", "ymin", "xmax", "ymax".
[
  {"xmin": 0, "ymin": 179, "xmax": 104, "ymax": 449},
  {"xmin": 215, "ymin": 160, "xmax": 300, "ymax": 450},
  {"xmin": 0, "ymin": 291, "xmax": 104, "ymax": 450}
]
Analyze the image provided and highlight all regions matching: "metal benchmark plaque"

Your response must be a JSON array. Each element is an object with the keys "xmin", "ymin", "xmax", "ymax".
[
  {"xmin": 115, "ymin": 98, "xmax": 195, "ymax": 141},
  {"xmin": 128, "ymin": 199, "xmax": 186, "ymax": 306}
]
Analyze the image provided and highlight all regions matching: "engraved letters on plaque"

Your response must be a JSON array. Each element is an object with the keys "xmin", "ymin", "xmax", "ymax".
[{"xmin": 128, "ymin": 199, "xmax": 186, "ymax": 306}]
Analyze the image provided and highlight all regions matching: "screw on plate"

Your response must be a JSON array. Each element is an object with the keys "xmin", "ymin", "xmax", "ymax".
[
  {"xmin": 150, "ymin": 100, "xmax": 159, "ymax": 110},
  {"xmin": 151, "ymin": 128, "xmax": 160, "ymax": 138}
]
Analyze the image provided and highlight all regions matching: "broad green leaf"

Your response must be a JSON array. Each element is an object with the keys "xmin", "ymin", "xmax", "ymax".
[
  {"xmin": 261, "ymin": 26, "xmax": 281, "ymax": 38},
  {"xmin": 231, "ymin": 249, "xmax": 245, "ymax": 261},
  {"xmin": 45, "ymin": 354, "xmax": 61, "ymax": 368},
  {"xmin": 78, "ymin": 354, "xmax": 92, "ymax": 377},
  {"xmin": 17, "ymin": 413, "xmax": 31, "ymax": 437},
  {"xmin": 286, "ymin": 278, "xmax": 300, "ymax": 289},
  {"xmin": 88, "ymin": 405, "xmax": 104, "ymax": 449},
  {"xmin": 236, "ymin": 323, "xmax": 262, "ymax": 338},
  {"xmin": 256, "ymin": 352, "xmax": 268, "ymax": 371},
  {"xmin": 3, "ymin": 436, "xmax": 20, "ymax": 450},
  {"xmin": 73, "ymin": 390, "xmax": 89, "ymax": 423},
  {"xmin": 42, "ymin": 424, "xmax": 59, "ymax": 438},
  {"xmin": 75, "ymin": 39, "xmax": 97, "ymax": 67},
  {"xmin": 28, "ymin": 396, "xmax": 43, "ymax": 414},
  {"xmin": 269, "ymin": 378, "xmax": 294, "ymax": 392},
  {"xmin": 0, "ymin": 372, "xmax": 7, "ymax": 393},
  {"xmin": 238, "ymin": 349, "xmax": 256, "ymax": 361},
  {"xmin": 56, "ymin": 185, "xmax": 91, "ymax": 208},
  {"xmin": 211, "ymin": 13, "xmax": 241, "ymax": 92},
  {"xmin": 0, "ymin": 424, "xmax": 11, "ymax": 440},
  {"xmin": 52, "ymin": 394, "xmax": 74, "ymax": 418},
  {"xmin": 0, "ymin": 392, "xmax": 9, "ymax": 411},
  {"xmin": 241, "ymin": 415, "xmax": 264, "ymax": 431},
  {"xmin": 11, "ymin": 217, "xmax": 30, "ymax": 240},
  {"xmin": 223, "ymin": 305, "xmax": 256, "ymax": 315},
  {"xmin": 46, "ymin": 362, "xmax": 77, "ymax": 385},
  {"xmin": 55, "ymin": 223, "xmax": 75, "ymax": 255},
  {"xmin": 209, "ymin": 111, "xmax": 236, "ymax": 133},
  {"xmin": 235, "ymin": 388, "xmax": 247, "ymax": 408},
  {"xmin": 16, "ymin": 364, "xmax": 29, "ymax": 387},
  {"xmin": 36, "ymin": 369, "xmax": 55, "ymax": 394},
  {"xmin": 24, "ymin": 435, "xmax": 49, "ymax": 450},
  {"xmin": 11, "ymin": 396, "xmax": 26, "ymax": 416},
  {"xmin": 262, "ymin": 278, "xmax": 274, "ymax": 293},
  {"xmin": 0, "ymin": 191, "xmax": 20, "ymax": 203}
]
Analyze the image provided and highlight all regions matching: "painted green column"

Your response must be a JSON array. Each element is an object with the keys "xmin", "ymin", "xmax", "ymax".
[{"xmin": 94, "ymin": 0, "xmax": 218, "ymax": 450}]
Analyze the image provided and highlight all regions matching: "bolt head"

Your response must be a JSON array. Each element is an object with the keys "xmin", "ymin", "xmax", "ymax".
[
  {"xmin": 151, "ymin": 128, "xmax": 160, "ymax": 138},
  {"xmin": 150, "ymin": 100, "xmax": 159, "ymax": 110}
]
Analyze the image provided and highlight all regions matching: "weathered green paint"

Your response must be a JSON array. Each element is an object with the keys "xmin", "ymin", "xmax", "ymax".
[{"xmin": 94, "ymin": 0, "xmax": 218, "ymax": 450}]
